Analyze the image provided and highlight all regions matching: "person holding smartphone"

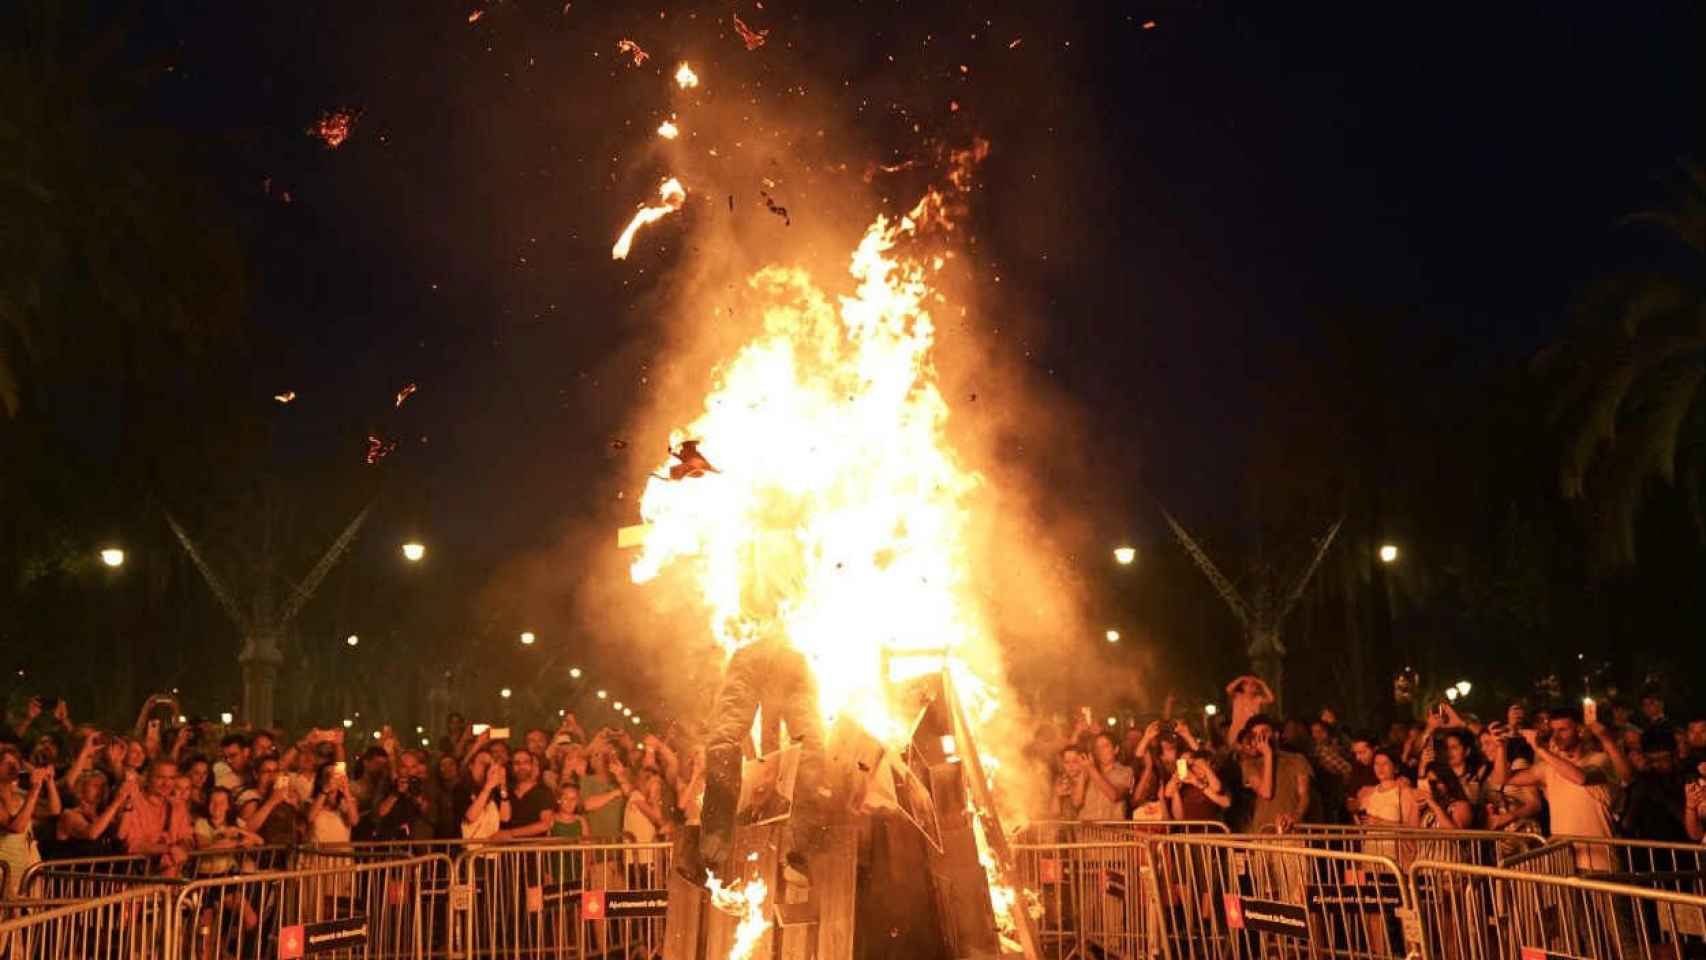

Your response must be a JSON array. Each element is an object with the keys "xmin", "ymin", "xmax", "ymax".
[
  {"xmin": 1683, "ymin": 762, "xmax": 1706, "ymax": 843},
  {"xmin": 1164, "ymin": 751, "xmax": 1231, "ymax": 822},
  {"xmin": 1489, "ymin": 705, "xmax": 1631, "ymax": 871}
]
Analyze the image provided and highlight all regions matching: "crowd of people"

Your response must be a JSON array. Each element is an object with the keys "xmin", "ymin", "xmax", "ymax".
[
  {"xmin": 1034, "ymin": 676, "xmax": 1706, "ymax": 850},
  {"xmin": 5, "ymin": 674, "xmax": 1706, "ymax": 899},
  {"xmin": 0, "ymin": 694, "xmax": 701, "ymax": 895}
]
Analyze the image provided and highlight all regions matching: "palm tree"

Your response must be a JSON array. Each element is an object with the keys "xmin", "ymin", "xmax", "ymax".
[{"xmin": 1536, "ymin": 163, "xmax": 1706, "ymax": 570}]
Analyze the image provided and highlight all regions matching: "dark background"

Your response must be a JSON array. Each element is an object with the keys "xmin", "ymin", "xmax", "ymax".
[{"xmin": 3, "ymin": 0, "xmax": 1702, "ymax": 734}]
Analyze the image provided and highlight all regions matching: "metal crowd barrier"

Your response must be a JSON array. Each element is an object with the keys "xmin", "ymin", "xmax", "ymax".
[
  {"xmin": 168, "ymin": 852, "xmax": 450, "ymax": 959},
  {"xmin": 1014, "ymin": 819, "xmax": 1230, "ymax": 845},
  {"xmin": 1251, "ymin": 822, "xmax": 1545, "ymax": 869},
  {"xmin": 1553, "ymin": 835, "xmax": 1706, "ymax": 896},
  {"xmin": 1147, "ymin": 833, "xmax": 1418, "ymax": 960},
  {"xmin": 20, "ymin": 845, "xmax": 297, "ymax": 900},
  {"xmin": 0, "ymin": 885, "xmax": 175, "ymax": 959},
  {"xmin": 1409, "ymin": 857, "xmax": 1706, "ymax": 960},
  {"xmin": 451, "ymin": 840, "xmax": 674, "ymax": 960}
]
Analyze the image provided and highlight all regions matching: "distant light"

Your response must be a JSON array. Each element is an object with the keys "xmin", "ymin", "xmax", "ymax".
[
  {"xmin": 623, "ymin": 707, "xmax": 633, "ymax": 717},
  {"xmin": 420, "ymin": 738, "xmax": 430, "ymax": 746},
  {"xmin": 1106, "ymin": 716, "xmax": 1117, "ymax": 727},
  {"xmin": 500, "ymin": 688, "xmax": 512, "ymax": 699},
  {"xmin": 613, "ymin": 701, "xmax": 624, "ymax": 711},
  {"xmin": 1204, "ymin": 704, "xmax": 1219, "ymax": 717},
  {"xmin": 100, "ymin": 548, "xmax": 126, "ymax": 568},
  {"xmin": 569, "ymin": 667, "xmax": 582, "ymax": 679},
  {"xmin": 657, "ymin": 120, "xmax": 679, "ymax": 139},
  {"xmin": 342, "ymin": 719, "xmax": 354, "ymax": 729},
  {"xmin": 1445, "ymin": 688, "xmax": 1459, "ymax": 702},
  {"xmin": 346, "ymin": 634, "xmax": 360, "ymax": 647},
  {"xmin": 219, "ymin": 712, "xmax": 234, "ymax": 725},
  {"xmin": 371, "ymin": 730, "xmax": 380, "ymax": 739},
  {"xmin": 630, "ymin": 716, "xmax": 641, "ymax": 725},
  {"xmin": 1455, "ymin": 680, "xmax": 1472, "ymax": 696},
  {"xmin": 520, "ymin": 631, "xmax": 536, "ymax": 645},
  {"xmin": 674, "ymin": 62, "xmax": 699, "ymax": 89},
  {"xmin": 177, "ymin": 715, "xmax": 187, "ymax": 723},
  {"xmin": 1105, "ymin": 629, "xmax": 1120, "ymax": 643},
  {"xmin": 401, "ymin": 542, "xmax": 426, "ymax": 562},
  {"xmin": 1378, "ymin": 544, "xmax": 1399, "ymax": 564},
  {"xmin": 1113, "ymin": 546, "xmax": 1136, "ymax": 566},
  {"xmin": 597, "ymin": 690, "xmax": 608, "ymax": 700},
  {"xmin": 415, "ymin": 726, "xmax": 424, "ymax": 734},
  {"xmin": 558, "ymin": 709, "xmax": 566, "ymax": 717}
]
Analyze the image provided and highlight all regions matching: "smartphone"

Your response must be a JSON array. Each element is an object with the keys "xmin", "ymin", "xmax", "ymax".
[
  {"xmin": 1079, "ymin": 706, "xmax": 1093, "ymax": 727},
  {"xmin": 1582, "ymin": 698, "xmax": 1598, "ymax": 726},
  {"xmin": 332, "ymin": 761, "xmax": 347, "ymax": 777},
  {"xmin": 491, "ymin": 727, "xmax": 512, "ymax": 740},
  {"xmin": 276, "ymin": 774, "xmax": 290, "ymax": 789},
  {"xmin": 471, "ymin": 723, "xmax": 491, "ymax": 736},
  {"xmin": 1175, "ymin": 758, "xmax": 1191, "ymax": 780}
]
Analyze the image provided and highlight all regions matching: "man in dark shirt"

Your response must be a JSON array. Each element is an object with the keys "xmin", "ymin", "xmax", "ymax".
[
  {"xmin": 1622, "ymin": 728, "xmax": 1689, "ymax": 842},
  {"xmin": 495, "ymin": 749, "xmax": 554, "ymax": 839},
  {"xmin": 360, "ymin": 749, "xmax": 436, "ymax": 841}
]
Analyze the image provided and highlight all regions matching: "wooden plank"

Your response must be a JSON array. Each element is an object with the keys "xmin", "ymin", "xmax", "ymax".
[
  {"xmin": 664, "ymin": 830, "xmax": 708, "ymax": 960},
  {"xmin": 703, "ymin": 822, "xmax": 782, "ymax": 960},
  {"xmin": 927, "ymin": 763, "xmax": 1000, "ymax": 959},
  {"xmin": 809, "ymin": 825, "xmax": 858, "ymax": 960}
]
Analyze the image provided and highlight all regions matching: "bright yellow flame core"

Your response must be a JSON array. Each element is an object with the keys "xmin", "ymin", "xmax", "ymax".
[
  {"xmin": 657, "ymin": 120, "xmax": 679, "ymax": 139},
  {"xmin": 674, "ymin": 62, "xmax": 700, "ymax": 89},
  {"xmin": 612, "ymin": 178, "xmax": 687, "ymax": 260},
  {"xmin": 631, "ymin": 192, "xmax": 996, "ymax": 742},
  {"xmin": 706, "ymin": 873, "xmax": 769, "ymax": 960}
]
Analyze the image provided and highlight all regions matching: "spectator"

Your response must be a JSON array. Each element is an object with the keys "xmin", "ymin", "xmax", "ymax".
[
  {"xmin": 1079, "ymin": 732, "xmax": 1133, "ymax": 822},
  {"xmin": 1355, "ymin": 747, "xmax": 1420, "ymax": 828},
  {"xmin": 1, "ymin": 744, "xmax": 58, "ymax": 894},
  {"xmin": 1164, "ymin": 750, "xmax": 1231, "ymax": 822},
  {"xmin": 494, "ymin": 749, "xmax": 554, "ymax": 840},
  {"xmin": 579, "ymin": 739, "xmax": 631, "ymax": 841},
  {"xmin": 239, "ymin": 756, "xmax": 302, "ymax": 849},
  {"xmin": 1683, "ymin": 720, "xmax": 1706, "ymax": 766},
  {"xmin": 550, "ymin": 783, "xmax": 589, "ymax": 839},
  {"xmin": 1490, "ymin": 707, "xmax": 1631, "ymax": 871},
  {"xmin": 1481, "ymin": 727, "xmax": 1543, "ymax": 836},
  {"xmin": 192, "ymin": 787, "xmax": 261, "ymax": 876},
  {"xmin": 215, "ymin": 735, "xmax": 251, "ymax": 791},
  {"xmin": 362, "ymin": 749, "xmax": 436, "ymax": 842},
  {"xmin": 1225, "ymin": 675, "xmax": 1275, "ymax": 744},
  {"xmin": 624, "ymin": 770, "xmax": 669, "ymax": 843},
  {"xmin": 1639, "ymin": 692, "xmax": 1668, "ymax": 729},
  {"xmin": 55, "ymin": 771, "xmax": 132, "ymax": 859},
  {"xmin": 1622, "ymin": 728, "xmax": 1689, "ymax": 842},
  {"xmin": 459, "ymin": 751, "xmax": 510, "ymax": 839},
  {"xmin": 1049, "ymin": 745, "xmax": 1086, "ymax": 820},
  {"xmin": 183, "ymin": 756, "xmax": 212, "ymax": 811},
  {"xmin": 305, "ymin": 762, "xmax": 359, "ymax": 846},
  {"xmin": 1417, "ymin": 762, "xmax": 1475, "ymax": 829},
  {"xmin": 118, "ymin": 758, "xmax": 191, "ymax": 873},
  {"xmin": 350, "ymin": 746, "xmax": 392, "ymax": 818},
  {"xmin": 1437, "ymin": 729, "xmax": 1488, "ymax": 806},
  {"xmin": 438, "ymin": 713, "xmax": 471, "ymax": 757},
  {"xmin": 1685, "ymin": 762, "xmax": 1706, "ymax": 843},
  {"xmin": 1236, "ymin": 715, "xmax": 1312, "ymax": 832},
  {"xmin": 1309, "ymin": 719, "xmax": 1353, "ymax": 822},
  {"xmin": 431, "ymin": 753, "xmax": 462, "ymax": 838},
  {"xmin": 1342, "ymin": 734, "xmax": 1379, "ymax": 821}
]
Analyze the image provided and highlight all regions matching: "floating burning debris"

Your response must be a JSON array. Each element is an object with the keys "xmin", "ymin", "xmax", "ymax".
[
  {"xmin": 310, "ymin": 108, "xmax": 358, "ymax": 149},
  {"xmin": 394, "ymin": 382, "xmax": 418, "ymax": 408},
  {"xmin": 611, "ymin": 177, "xmax": 687, "ymax": 260},
  {"xmin": 657, "ymin": 120, "xmax": 680, "ymax": 139},
  {"xmin": 674, "ymin": 61, "xmax": 700, "ymax": 89},
  {"xmin": 272, "ymin": 390, "xmax": 297, "ymax": 404},
  {"xmin": 365, "ymin": 433, "xmax": 397, "ymax": 464},
  {"xmin": 617, "ymin": 38, "xmax": 650, "ymax": 66},
  {"xmin": 732, "ymin": 13, "xmax": 770, "ymax": 50}
]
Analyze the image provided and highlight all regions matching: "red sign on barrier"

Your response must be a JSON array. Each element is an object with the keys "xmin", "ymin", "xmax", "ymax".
[
  {"xmin": 280, "ymin": 925, "xmax": 305, "ymax": 959},
  {"xmin": 584, "ymin": 891, "xmax": 606, "ymax": 920},
  {"xmin": 1039, "ymin": 858, "xmax": 1063, "ymax": 883}
]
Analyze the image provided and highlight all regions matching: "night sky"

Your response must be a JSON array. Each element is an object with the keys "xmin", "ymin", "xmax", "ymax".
[{"xmin": 127, "ymin": 0, "xmax": 1702, "ymax": 576}]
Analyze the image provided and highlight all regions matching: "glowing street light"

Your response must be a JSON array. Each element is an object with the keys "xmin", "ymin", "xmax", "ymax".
[
  {"xmin": 1445, "ymin": 688, "xmax": 1460, "ymax": 702},
  {"xmin": 1113, "ymin": 546, "xmax": 1137, "ymax": 566},
  {"xmin": 1105, "ymin": 716, "xmax": 1117, "ymax": 727},
  {"xmin": 346, "ymin": 634, "xmax": 360, "ymax": 647},
  {"xmin": 99, "ymin": 547, "xmax": 127, "ymax": 568},
  {"xmin": 401, "ymin": 542, "xmax": 426, "ymax": 562},
  {"xmin": 219, "ymin": 711, "xmax": 234, "ymax": 725},
  {"xmin": 342, "ymin": 718, "xmax": 354, "ymax": 728},
  {"xmin": 613, "ymin": 701, "xmax": 625, "ymax": 711},
  {"xmin": 596, "ymin": 690, "xmax": 608, "ymax": 700},
  {"xmin": 630, "ymin": 716, "xmax": 641, "ymax": 725},
  {"xmin": 1455, "ymin": 680, "xmax": 1472, "ymax": 696},
  {"xmin": 1378, "ymin": 543, "xmax": 1400, "ymax": 564},
  {"xmin": 1105, "ymin": 629, "xmax": 1121, "ymax": 643},
  {"xmin": 569, "ymin": 667, "xmax": 582, "ymax": 679},
  {"xmin": 1204, "ymin": 704, "xmax": 1219, "ymax": 717},
  {"xmin": 623, "ymin": 707, "xmax": 633, "ymax": 717},
  {"xmin": 500, "ymin": 688, "xmax": 513, "ymax": 699},
  {"xmin": 519, "ymin": 631, "xmax": 536, "ymax": 646}
]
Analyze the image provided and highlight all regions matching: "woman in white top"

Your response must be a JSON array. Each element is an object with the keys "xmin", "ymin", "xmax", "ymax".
[
  {"xmin": 0, "ymin": 745, "xmax": 59, "ymax": 897},
  {"xmin": 192, "ymin": 787, "xmax": 263, "ymax": 876},
  {"xmin": 305, "ymin": 763, "xmax": 359, "ymax": 846}
]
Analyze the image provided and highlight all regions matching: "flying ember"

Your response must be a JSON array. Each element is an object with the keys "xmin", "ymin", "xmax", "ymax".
[
  {"xmin": 617, "ymin": 38, "xmax": 650, "ymax": 66},
  {"xmin": 310, "ymin": 109, "xmax": 357, "ymax": 149},
  {"xmin": 674, "ymin": 62, "xmax": 700, "ymax": 89},
  {"xmin": 611, "ymin": 177, "xmax": 687, "ymax": 260},
  {"xmin": 657, "ymin": 120, "xmax": 680, "ymax": 139}
]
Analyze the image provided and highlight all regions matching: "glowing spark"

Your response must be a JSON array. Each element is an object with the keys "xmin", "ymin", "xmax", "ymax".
[
  {"xmin": 674, "ymin": 62, "xmax": 700, "ymax": 89},
  {"xmin": 310, "ymin": 109, "xmax": 357, "ymax": 149},
  {"xmin": 273, "ymin": 391, "xmax": 297, "ymax": 404},
  {"xmin": 657, "ymin": 120, "xmax": 680, "ymax": 139},
  {"xmin": 467, "ymin": 9, "xmax": 484, "ymax": 23},
  {"xmin": 395, "ymin": 382, "xmax": 418, "ymax": 408},
  {"xmin": 611, "ymin": 177, "xmax": 687, "ymax": 260},
  {"xmin": 617, "ymin": 39, "xmax": 650, "ymax": 66},
  {"xmin": 706, "ymin": 874, "xmax": 770, "ymax": 960},
  {"xmin": 732, "ymin": 14, "xmax": 769, "ymax": 50},
  {"xmin": 1008, "ymin": 37, "xmax": 1022, "ymax": 49},
  {"xmin": 365, "ymin": 433, "xmax": 398, "ymax": 465},
  {"xmin": 1142, "ymin": 20, "xmax": 1157, "ymax": 29}
]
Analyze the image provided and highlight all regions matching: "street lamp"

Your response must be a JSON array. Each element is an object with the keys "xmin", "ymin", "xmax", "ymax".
[
  {"xmin": 1105, "ymin": 629, "xmax": 1120, "ymax": 643},
  {"xmin": 401, "ymin": 542, "xmax": 426, "ymax": 562},
  {"xmin": 569, "ymin": 667, "xmax": 582, "ymax": 679},
  {"xmin": 613, "ymin": 701, "xmax": 624, "ymax": 711},
  {"xmin": 520, "ymin": 631, "xmax": 536, "ymax": 646},
  {"xmin": 623, "ymin": 707, "xmax": 633, "ymax": 717},
  {"xmin": 346, "ymin": 634, "xmax": 360, "ymax": 647},
  {"xmin": 1378, "ymin": 543, "xmax": 1399, "ymax": 564},
  {"xmin": 342, "ymin": 718, "xmax": 354, "ymax": 728},
  {"xmin": 100, "ymin": 547, "xmax": 126, "ymax": 568},
  {"xmin": 1456, "ymin": 680, "xmax": 1472, "ymax": 696},
  {"xmin": 1204, "ymin": 704, "xmax": 1219, "ymax": 717},
  {"xmin": 500, "ymin": 688, "xmax": 512, "ymax": 699},
  {"xmin": 220, "ymin": 711, "xmax": 234, "ymax": 725},
  {"xmin": 1445, "ymin": 687, "xmax": 1459, "ymax": 702},
  {"xmin": 1113, "ymin": 546, "xmax": 1137, "ymax": 566},
  {"xmin": 596, "ymin": 690, "xmax": 607, "ymax": 700}
]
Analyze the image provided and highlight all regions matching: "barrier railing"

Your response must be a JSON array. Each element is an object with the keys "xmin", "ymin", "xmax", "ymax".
[
  {"xmin": 167, "ymin": 852, "xmax": 450, "ymax": 959},
  {"xmin": 1147, "ymin": 833, "xmax": 1420, "ymax": 960},
  {"xmin": 1554, "ymin": 834, "xmax": 1706, "ymax": 896},
  {"xmin": 1409, "ymin": 857, "xmax": 1706, "ymax": 960},
  {"xmin": 1014, "ymin": 819, "xmax": 1230, "ymax": 845},
  {"xmin": 1249, "ymin": 823, "xmax": 1545, "ymax": 869},
  {"xmin": 451, "ymin": 840, "xmax": 674, "ymax": 960},
  {"xmin": 1014, "ymin": 837, "xmax": 1161, "ymax": 960},
  {"xmin": 0, "ymin": 884, "xmax": 175, "ymax": 959}
]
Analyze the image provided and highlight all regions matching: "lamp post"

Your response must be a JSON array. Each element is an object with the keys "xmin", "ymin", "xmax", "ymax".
[
  {"xmin": 1113, "ymin": 546, "xmax": 1137, "ymax": 566},
  {"xmin": 99, "ymin": 547, "xmax": 127, "ymax": 568},
  {"xmin": 401, "ymin": 542, "xmax": 426, "ymax": 563}
]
